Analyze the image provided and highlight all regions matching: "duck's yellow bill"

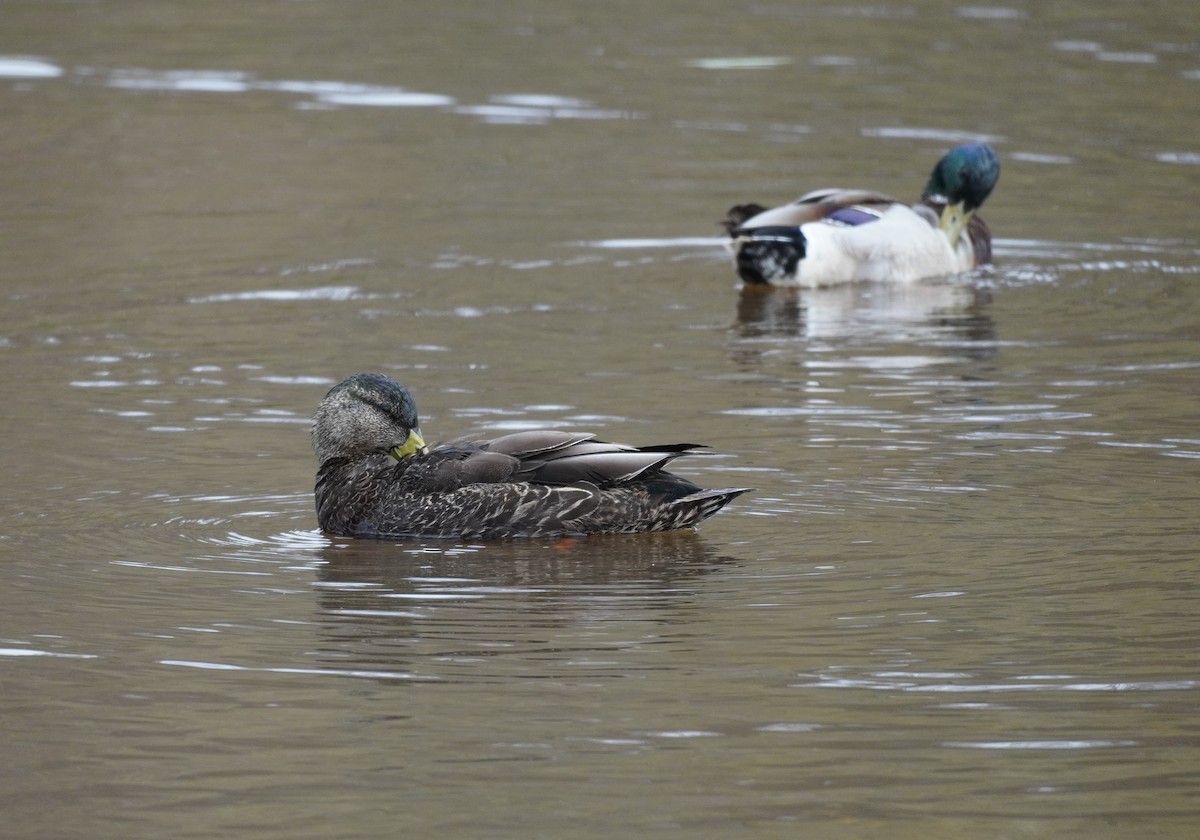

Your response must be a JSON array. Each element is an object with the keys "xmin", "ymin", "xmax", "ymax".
[
  {"xmin": 938, "ymin": 201, "xmax": 971, "ymax": 248},
  {"xmin": 391, "ymin": 428, "xmax": 427, "ymax": 460}
]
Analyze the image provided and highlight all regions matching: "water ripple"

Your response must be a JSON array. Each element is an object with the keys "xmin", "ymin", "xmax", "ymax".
[
  {"xmin": 0, "ymin": 646, "xmax": 97, "ymax": 659},
  {"xmin": 0, "ymin": 57, "xmax": 63, "ymax": 77},
  {"xmin": 2, "ymin": 56, "xmax": 635, "ymax": 126},
  {"xmin": 160, "ymin": 659, "xmax": 436, "ymax": 681},
  {"xmin": 862, "ymin": 127, "xmax": 1005, "ymax": 144},
  {"xmin": 945, "ymin": 739, "xmax": 1138, "ymax": 750},
  {"xmin": 794, "ymin": 673, "xmax": 1200, "ymax": 693},
  {"xmin": 189, "ymin": 285, "xmax": 362, "ymax": 303}
]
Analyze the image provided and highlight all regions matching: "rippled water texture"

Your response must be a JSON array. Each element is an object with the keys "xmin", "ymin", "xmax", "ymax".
[{"xmin": 2, "ymin": 2, "xmax": 1199, "ymax": 838}]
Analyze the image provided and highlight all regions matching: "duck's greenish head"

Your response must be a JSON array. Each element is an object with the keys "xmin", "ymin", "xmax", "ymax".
[
  {"xmin": 923, "ymin": 142, "xmax": 1000, "ymax": 211},
  {"xmin": 312, "ymin": 373, "xmax": 427, "ymax": 465},
  {"xmin": 921, "ymin": 142, "xmax": 1000, "ymax": 246}
]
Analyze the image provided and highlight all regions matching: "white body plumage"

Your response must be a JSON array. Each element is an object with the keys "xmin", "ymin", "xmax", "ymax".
[{"xmin": 733, "ymin": 203, "xmax": 977, "ymax": 288}]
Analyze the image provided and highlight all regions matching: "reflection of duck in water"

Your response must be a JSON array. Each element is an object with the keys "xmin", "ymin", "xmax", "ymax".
[
  {"xmin": 310, "ymin": 532, "xmax": 739, "ymax": 676},
  {"xmin": 312, "ymin": 373, "xmax": 751, "ymax": 540},
  {"xmin": 734, "ymin": 281, "xmax": 994, "ymax": 343},
  {"xmin": 724, "ymin": 143, "xmax": 1000, "ymax": 287},
  {"xmin": 315, "ymin": 529, "xmax": 733, "ymax": 598}
]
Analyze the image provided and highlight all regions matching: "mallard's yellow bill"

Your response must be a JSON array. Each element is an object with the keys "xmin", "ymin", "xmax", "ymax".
[
  {"xmin": 938, "ymin": 201, "xmax": 971, "ymax": 248},
  {"xmin": 390, "ymin": 428, "xmax": 427, "ymax": 460}
]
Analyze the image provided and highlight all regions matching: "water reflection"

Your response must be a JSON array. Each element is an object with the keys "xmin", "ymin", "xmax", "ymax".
[
  {"xmin": 732, "ymin": 280, "xmax": 995, "ymax": 343},
  {"xmin": 308, "ymin": 533, "xmax": 738, "ymax": 682},
  {"xmin": 315, "ymin": 530, "xmax": 734, "ymax": 600}
]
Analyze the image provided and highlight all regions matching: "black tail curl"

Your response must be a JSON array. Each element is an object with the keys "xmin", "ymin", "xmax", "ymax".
[{"xmin": 734, "ymin": 226, "xmax": 806, "ymax": 285}]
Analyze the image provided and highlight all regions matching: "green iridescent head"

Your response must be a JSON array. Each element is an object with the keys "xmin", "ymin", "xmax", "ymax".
[{"xmin": 921, "ymin": 142, "xmax": 1000, "ymax": 246}]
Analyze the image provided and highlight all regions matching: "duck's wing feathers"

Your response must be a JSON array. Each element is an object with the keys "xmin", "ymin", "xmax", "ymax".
[
  {"xmin": 518, "ymin": 450, "xmax": 676, "ymax": 487},
  {"xmin": 478, "ymin": 430, "xmax": 597, "ymax": 458},
  {"xmin": 430, "ymin": 432, "xmax": 708, "ymax": 490},
  {"xmin": 736, "ymin": 189, "xmax": 903, "ymax": 231},
  {"xmin": 414, "ymin": 431, "xmax": 599, "ymax": 489},
  {"xmin": 515, "ymin": 439, "xmax": 708, "ymax": 487},
  {"xmin": 794, "ymin": 187, "xmax": 899, "ymax": 206}
]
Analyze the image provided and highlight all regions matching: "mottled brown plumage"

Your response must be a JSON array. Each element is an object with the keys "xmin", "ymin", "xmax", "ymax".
[{"xmin": 312, "ymin": 373, "xmax": 751, "ymax": 540}]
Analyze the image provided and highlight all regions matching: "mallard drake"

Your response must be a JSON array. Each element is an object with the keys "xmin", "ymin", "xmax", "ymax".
[
  {"xmin": 312, "ymin": 373, "xmax": 751, "ymax": 540},
  {"xmin": 725, "ymin": 142, "xmax": 1000, "ymax": 287}
]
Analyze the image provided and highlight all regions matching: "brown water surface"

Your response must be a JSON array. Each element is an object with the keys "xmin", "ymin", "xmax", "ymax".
[{"xmin": 2, "ymin": 2, "xmax": 1199, "ymax": 838}]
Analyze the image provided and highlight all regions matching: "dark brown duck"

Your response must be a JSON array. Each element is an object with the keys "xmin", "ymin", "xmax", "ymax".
[{"xmin": 312, "ymin": 373, "xmax": 751, "ymax": 540}]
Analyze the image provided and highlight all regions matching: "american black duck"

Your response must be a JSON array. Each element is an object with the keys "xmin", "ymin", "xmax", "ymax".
[{"xmin": 312, "ymin": 373, "xmax": 751, "ymax": 539}]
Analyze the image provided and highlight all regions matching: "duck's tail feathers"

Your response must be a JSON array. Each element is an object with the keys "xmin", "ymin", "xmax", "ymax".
[
  {"xmin": 733, "ymin": 227, "xmax": 806, "ymax": 285},
  {"xmin": 671, "ymin": 487, "xmax": 753, "ymax": 528}
]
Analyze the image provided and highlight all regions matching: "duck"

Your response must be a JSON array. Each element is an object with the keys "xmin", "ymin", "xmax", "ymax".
[
  {"xmin": 724, "ymin": 142, "xmax": 1000, "ymax": 287},
  {"xmin": 312, "ymin": 373, "xmax": 752, "ymax": 540}
]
